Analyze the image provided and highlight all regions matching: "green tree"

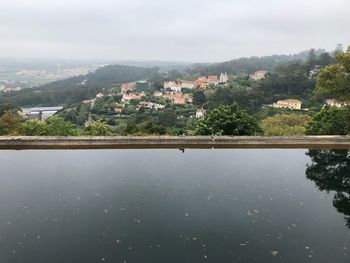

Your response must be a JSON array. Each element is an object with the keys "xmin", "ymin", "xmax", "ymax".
[
  {"xmin": 260, "ymin": 114, "xmax": 311, "ymax": 136},
  {"xmin": 306, "ymin": 149, "xmax": 350, "ymax": 227},
  {"xmin": 194, "ymin": 104, "xmax": 261, "ymax": 135},
  {"xmin": 308, "ymin": 48, "xmax": 317, "ymax": 69},
  {"xmin": 20, "ymin": 120, "xmax": 49, "ymax": 136},
  {"xmin": 193, "ymin": 90, "xmax": 206, "ymax": 105},
  {"xmin": 0, "ymin": 112, "xmax": 24, "ymax": 135},
  {"xmin": 45, "ymin": 116, "xmax": 78, "ymax": 136},
  {"xmin": 84, "ymin": 121, "xmax": 113, "ymax": 136},
  {"xmin": 0, "ymin": 103, "xmax": 21, "ymax": 117},
  {"xmin": 306, "ymin": 107, "xmax": 350, "ymax": 135},
  {"xmin": 123, "ymin": 122, "xmax": 139, "ymax": 135},
  {"xmin": 315, "ymin": 46, "xmax": 350, "ymax": 101}
]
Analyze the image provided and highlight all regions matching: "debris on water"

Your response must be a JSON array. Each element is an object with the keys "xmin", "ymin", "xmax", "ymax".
[
  {"xmin": 271, "ymin": 250, "xmax": 278, "ymax": 256},
  {"xmin": 104, "ymin": 209, "xmax": 109, "ymax": 214},
  {"xmin": 184, "ymin": 213, "xmax": 189, "ymax": 217}
]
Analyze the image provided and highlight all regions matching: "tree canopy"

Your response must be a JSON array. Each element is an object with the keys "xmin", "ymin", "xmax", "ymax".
[
  {"xmin": 315, "ymin": 47, "xmax": 350, "ymax": 101},
  {"xmin": 194, "ymin": 104, "xmax": 261, "ymax": 136},
  {"xmin": 260, "ymin": 114, "xmax": 311, "ymax": 136}
]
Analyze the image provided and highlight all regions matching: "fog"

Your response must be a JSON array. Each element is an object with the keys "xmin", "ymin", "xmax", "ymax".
[{"xmin": 0, "ymin": 0, "xmax": 349, "ymax": 62}]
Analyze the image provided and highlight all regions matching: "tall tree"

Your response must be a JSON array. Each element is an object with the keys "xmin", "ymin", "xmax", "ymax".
[
  {"xmin": 194, "ymin": 104, "xmax": 261, "ymax": 136},
  {"xmin": 315, "ymin": 46, "xmax": 350, "ymax": 101}
]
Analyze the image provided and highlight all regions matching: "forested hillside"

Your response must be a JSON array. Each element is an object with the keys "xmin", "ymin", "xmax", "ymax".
[
  {"xmin": 0, "ymin": 65, "xmax": 159, "ymax": 106},
  {"xmin": 185, "ymin": 49, "xmax": 327, "ymax": 76}
]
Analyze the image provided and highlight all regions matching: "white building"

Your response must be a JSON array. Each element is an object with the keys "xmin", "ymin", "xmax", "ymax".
[
  {"xmin": 164, "ymin": 81, "xmax": 181, "ymax": 93},
  {"xmin": 219, "ymin": 72, "xmax": 228, "ymax": 83},
  {"xmin": 196, "ymin": 108, "xmax": 207, "ymax": 118},
  {"xmin": 325, "ymin": 99, "xmax": 349, "ymax": 108},
  {"xmin": 250, "ymin": 70, "xmax": 268, "ymax": 80},
  {"xmin": 180, "ymin": 80, "xmax": 195, "ymax": 90}
]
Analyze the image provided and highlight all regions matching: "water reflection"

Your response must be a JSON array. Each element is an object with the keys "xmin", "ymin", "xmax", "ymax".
[{"xmin": 306, "ymin": 149, "xmax": 350, "ymax": 227}]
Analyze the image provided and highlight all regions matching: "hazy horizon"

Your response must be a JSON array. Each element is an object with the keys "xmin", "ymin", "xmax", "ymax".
[{"xmin": 0, "ymin": 0, "xmax": 349, "ymax": 62}]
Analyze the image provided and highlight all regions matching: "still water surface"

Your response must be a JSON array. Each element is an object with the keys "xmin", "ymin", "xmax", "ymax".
[{"xmin": 0, "ymin": 149, "xmax": 349, "ymax": 263}]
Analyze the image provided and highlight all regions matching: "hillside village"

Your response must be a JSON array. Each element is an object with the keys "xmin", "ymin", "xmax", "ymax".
[
  {"xmin": 80, "ymin": 72, "xmax": 230, "ymax": 122},
  {"xmin": 1, "ymin": 46, "xmax": 349, "ymax": 137}
]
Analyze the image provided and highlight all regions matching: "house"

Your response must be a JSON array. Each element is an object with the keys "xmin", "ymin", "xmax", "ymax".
[
  {"xmin": 164, "ymin": 81, "xmax": 181, "ymax": 93},
  {"xmin": 207, "ymin": 76, "xmax": 219, "ymax": 85},
  {"xmin": 121, "ymin": 83, "xmax": 134, "ymax": 94},
  {"xmin": 325, "ymin": 99, "xmax": 349, "ymax": 108},
  {"xmin": 180, "ymin": 80, "xmax": 195, "ymax": 90},
  {"xmin": 196, "ymin": 108, "xmax": 207, "ymax": 118},
  {"xmin": 174, "ymin": 97, "xmax": 186, "ymax": 104},
  {"xmin": 121, "ymin": 94, "xmax": 142, "ymax": 104},
  {"xmin": 96, "ymin": 93, "xmax": 104, "ymax": 98},
  {"xmin": 154, "ymin": 91, "xmax": 163, "ymax": 97},
  {"xmin": 273, "ymin": 99, "xmax": 302, "ymax": 110},
  {"xmin": 138, "ymin": 102, "xmax": 165, "ymax": 110},
  {"xmin": 250, "ymin": 71, "xmax": 268, "ymax": 80},
  {"xmin": 219, "ymin": 72, "xmax": 228, "ymax": 83}
]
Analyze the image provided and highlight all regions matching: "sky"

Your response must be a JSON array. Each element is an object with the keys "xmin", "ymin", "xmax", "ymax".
[{"xmin": 0, "ymin": 0, "xmax": 349, "ymax": 62}]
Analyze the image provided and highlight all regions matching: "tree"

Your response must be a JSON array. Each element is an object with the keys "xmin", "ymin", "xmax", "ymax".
[
  {"xmin": 193, "ymin": 90, "xmax": 206, "ymax": 105},
  {"xmin": 260, "ymin": 114, "xmax": 311, "ymax": 136},
  {"xmin": 194, "ymin": 104, "xmax": 261, "ymax": 135},
  {"xmin": 0, "ymin": 112, "xmax": 24, "ymax": 135},
  {"xmin": 0, "ymin": 103, "xmax": 21, "ymax": 117},
  {"xmin": 306, "ymin": 107, "xmax": 350, "ymax": 135},
  {"xmin": 84, "ymin": 121, "xmax": 113, "ymax": 136},
  {"xmin": 308, "ymin": 48, "xmax": 317, "ymax": 69},
  {"xmin": 315, "ymin": 46, "xmax": 350, "ymax": 101},
  {"xmin": 45, "ymin": 116, "xmax": 78, "ymax": 136},
  {"xmin": 20, "ymin": 120, "xmax": 49, "ymax": 136},
  {"xmin": 123, "ymin": 122, "xmax": 139, "ymax": 135},
  {"xmin": 306, "ymin": 149, "xmax": 350, "ymax": 227}
]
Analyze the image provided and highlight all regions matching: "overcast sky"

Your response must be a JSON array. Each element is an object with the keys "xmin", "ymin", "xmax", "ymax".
[{"xmin": 0, "ymin": 0, "xmax": 349, "ymax": 62}]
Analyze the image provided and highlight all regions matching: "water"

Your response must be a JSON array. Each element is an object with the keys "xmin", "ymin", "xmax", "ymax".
[{"xmin": 0, "ymin": 149, "xmax": 349, "ymax": 263}]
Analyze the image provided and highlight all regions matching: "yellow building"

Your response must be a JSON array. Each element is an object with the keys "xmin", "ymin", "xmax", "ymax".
[{"xmin": 273, "ymin": 99, "xmax": 302, "ymax": 110}]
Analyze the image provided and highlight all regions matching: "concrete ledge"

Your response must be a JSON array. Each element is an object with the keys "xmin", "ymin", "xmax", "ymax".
[{"xmin": 0, "ymin": 136, "xmax": 349, "ymax": 150}]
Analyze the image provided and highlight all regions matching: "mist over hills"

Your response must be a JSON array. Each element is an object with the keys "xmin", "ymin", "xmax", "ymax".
[{"xmin": 0, "ymin": 48, "xmax": 332, "ymax": 107}]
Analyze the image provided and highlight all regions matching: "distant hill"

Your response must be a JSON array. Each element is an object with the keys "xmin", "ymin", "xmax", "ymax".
[
  {"xmin": 186, "ymin": 49, "xmax": 326, "ymax": 76},
  {"xmin": 0, "ymin": 64, "xmax": 159, "ymax": 107}
]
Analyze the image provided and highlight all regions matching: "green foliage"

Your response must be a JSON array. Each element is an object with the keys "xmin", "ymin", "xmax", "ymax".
[
  {"xmin": 140, "ymin": 121, "xmax": 167, "ymax": 135},
  {"xmin": 194, "ymin": 104, "xmax": 261, "ymax": 136},
  {"xmin": 123, "ymin": 122, "xmax": 140, "ymax": 135},
  {"xmin": 315, "ymin": 47, "xmax": 350, "ymax": 101},
  {"xmin": 84, "ymin": 121, "xmax": 113, "ymax": 136},
  {"xmin": 193, "ymin": 90, "xmax": 206, "ymax": 105},
  {"xmin": 0, "ymin": 103, "xmax": 21, "ymax": 117},
  {"xmin": 57, "ymin": 102, "xmax": 91, "ymax": 126},
  {"xmin": 260, "ymin": 114, "xmax": 311, "ymax": 136},
  {"xmin": 45, "ymin": 116, "xmax": 78, "ymax": 136},
  {"xmin": 0, "ymin": 65, "xmax": 158, "ymax": 106},
  {"xmin": 260, "ymin": 61, "xmax": 314, "ymax": 96},
  {"xmin": 306, "ymin": 107, "xmax": 350, "ymax": 135},
  {"xmin": 20, "ymin": 120, "xmax": 49, "ymax": 136},
  {"xmin": 0, "ymin": 112, "xmax": 24, "ymax": 135}
]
